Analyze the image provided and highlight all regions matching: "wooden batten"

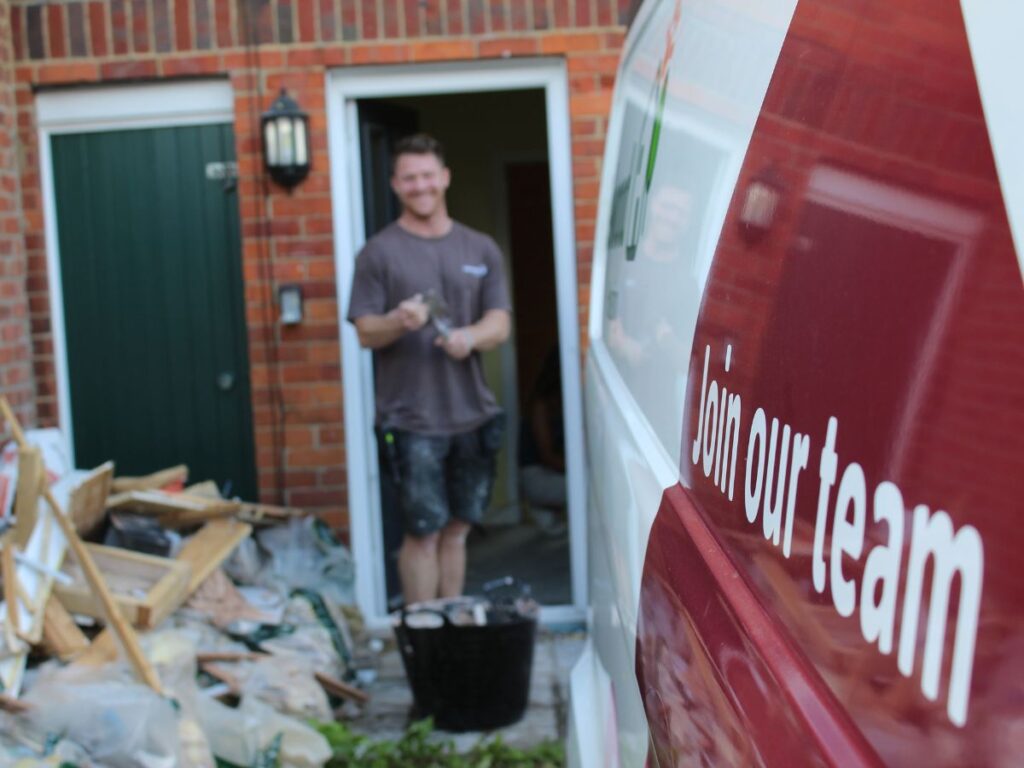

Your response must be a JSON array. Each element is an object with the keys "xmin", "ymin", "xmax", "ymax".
[
  {"xmin": 41, "ymin": 597, "xmax": 90, "ymax": 660},
  {"xmin": 111, "ymin": 464, "xmax": 188, "ymax": 494},
  {"xmin": 12, "ymin": 447, "xmax": 42, "ymax": 548},
  {"xmin": 68, "ymin": 462, "xmax": 114, "ymax": 537}
]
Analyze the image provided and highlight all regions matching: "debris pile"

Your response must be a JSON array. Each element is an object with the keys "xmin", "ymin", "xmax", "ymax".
[{"xmin": 0, "ymin": 397, "xmax": 377, "ymax": 767}]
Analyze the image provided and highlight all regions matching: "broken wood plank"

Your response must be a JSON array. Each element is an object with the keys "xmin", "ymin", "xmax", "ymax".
[
  {"xmin": 196, "ymin": 651, "xmax": 266, "ymax": 664},
  {"xmin": 68, "ymin": 461, "xmax": 114, "ymax": 537},
  {"xmin": 106, "ymin": 489, "xmax": 240, "ymax": 528},
  {"xmin": 111, "ymin": 464, "xmax": 188, "ymax": 494},
  {"xmin": 12, "ymin": 446, "xmax": 42, "ymax": 547},
  {"xmin": 237, "ymin": 502, "xmax": 309, "ymax": 526},
  {"xmin": 74, "ymin": 518, "xmax": 252, "ymax": 667},
  {"xmin": 0, "ymin": 396, "xmax": 161, "ymax": 694},
  {"xmin": 55, "ymin": 544, "xmax": 191, "ymax": 629},
  {"xmin": 183, "ymin": 480, "xmax": 222, "ymax": 499},
  {"xmin": 42, "ymin": 596, "xmax": 90, "ymax": 660},
  {"xmin": 315, "ymin": 671, "xmax": 371, "ymax": 704},
  {"xmin": 1, "ymin": 535, "xmax": 19, "ymax": 647}
]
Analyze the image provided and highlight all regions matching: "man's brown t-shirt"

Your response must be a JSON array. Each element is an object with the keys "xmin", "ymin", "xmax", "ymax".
[{"xmin": 347, "ymin": 221, "xmax": 511, "ymax": 435}]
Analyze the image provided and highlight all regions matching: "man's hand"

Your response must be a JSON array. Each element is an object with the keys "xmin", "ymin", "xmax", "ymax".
[
  {"xmin": 395, "ymin": 293, "xmax": 429, "ymax": 332},
  {"xmin": 435, "ymin": 327, "xmax": 475, "ymax": 360}
]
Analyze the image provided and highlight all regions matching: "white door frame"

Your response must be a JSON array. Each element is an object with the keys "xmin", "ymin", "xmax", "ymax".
[
  {"xmin": 34, "ymin": 80, "xmax": 236, "ymax": 466},
  {"xmin": 326, "ymin": 59, "xmax": 587, "ymax": 627}
]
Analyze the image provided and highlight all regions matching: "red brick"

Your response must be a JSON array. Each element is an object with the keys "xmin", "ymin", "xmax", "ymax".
[
  {"xmin": 569, "ymin": 90, "xmax": 612, "ymax": 117},
  {"xmin": 509, "ymin": 0, "xmax": 530, "ymax": 31},
  {"xmin": 409, "ymin": 40, "xmax": 475, "ymax": 61},
  {"xmin": 489, "ymin": 0, "xmax": 507, "ymax": 32},
  {"xmin": 553, "ymin": 0, "xmax": 569, "ymax": 27},
  {"xmin": 174, "ymin": 0, "xmax": 193, "ymax": 50},
  {"xmin": 161, "ymin": 54, "xmax": 222, "ymax": 76},
  {"xmin": 468, "ymin": 0, "xmax": 486, "ymax": 34},
  {"xmin": 575, "ymin": 0, "xmax": 591, "ymax": 27},
  {"xmin": 11, "ymin": 6, "xmax": 25, "ymax": 61},
  {"xmin": 478, "ymin": 37, "xmax": 539, "ymax": 57},
  {"xmin": 111, "ymin": 0, "xmax": 130, "ymax": 55},
  {"xmin": 36, "ymin": 62, "xmax": 101, "ymax": 85},
  {"xmin": 568, "ymin": 52, "xmax": 620, "ymax": 73},
  {"xmin": 382, "ymin": 0, "xmax": 400, "ymax": 37},
  {"xmin": 132, "ymin": 0, "xmax": 151, "ymax": 53},
  {"xmin": 446, "ymin": 0, "xmax": 464, "ymax": 35},
  {"xmin": 362, "ymin": 0, "xmax": 379, "ymax": 39},
  {"xmin": 101, "ymin": 59, "xmax": 158, "ymax": 80},
  {"xmin": 404, "ymin": 0, "xmax": 422, "ymax": 37},
  {"xmin": 297, "ymin": 0, "xmax": 316, "ymax": 42},
  {"xmin": 87, "ymin": 1, "xmax": 109, "ymax": 56},
  {"xmin": 46, "ymin": 5, "xmax": 67, "ymax": 59},
  {"xmin": 350, "ymin": 44, "xmax": 409, "ymax": 64},
  {"xmin": 532, "ymin": 0, "xmax": 550, "ymax": 29},
  {"xmin": 214, "ymin": 0, "xmax": 233, "ymax": 47},
  {"xmin": 540, "ymin": 32, "xmax": 603, "ymax": 53},
  {"xmin": 288, "ymin": 47, "xmax": 325, "ymax": 67}
]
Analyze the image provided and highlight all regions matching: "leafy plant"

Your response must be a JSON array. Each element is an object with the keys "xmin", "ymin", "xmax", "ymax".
[{"xmin": 313, "ymin": 718, "xmax": 564, "ymax": 768}]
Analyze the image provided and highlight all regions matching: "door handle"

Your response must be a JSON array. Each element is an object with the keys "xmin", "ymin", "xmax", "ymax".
[{"xmin": 217, "ymin": 371, "xmax": 236, "ymax": 392}]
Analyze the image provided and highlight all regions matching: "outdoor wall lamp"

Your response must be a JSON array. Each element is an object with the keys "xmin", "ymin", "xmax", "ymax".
[
  {"xmin": 738, "ymin": 168, "xmax": 782, "ymax": 246},
  {"xmin": 278, "ymin": 284, "xmax": 303, "ymax": 325},
  {"xmin": 261, "ymin": 89, "xmax": 311, "ymax": 189}
]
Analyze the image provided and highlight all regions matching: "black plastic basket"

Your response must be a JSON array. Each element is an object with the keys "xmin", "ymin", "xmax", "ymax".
[{"xmin": 393, "ymin": 582, "xmax": 537, "ymax": 731}]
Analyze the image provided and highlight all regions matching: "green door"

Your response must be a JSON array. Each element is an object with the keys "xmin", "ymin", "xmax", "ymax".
[{"xmin": 51, "ymin": 123, "xmax": 257, "ymax": 500}]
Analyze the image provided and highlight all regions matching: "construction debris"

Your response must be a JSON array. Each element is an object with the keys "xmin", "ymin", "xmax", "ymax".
[{"xmin": 0, "ymin": 396, "xmax": 371, "ymax": 768}]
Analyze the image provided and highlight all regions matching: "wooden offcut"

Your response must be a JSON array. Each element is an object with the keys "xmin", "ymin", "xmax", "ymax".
[
  {"xmin": 41, "ymin": 597, "xmax": 90, "ymax": 660},
  {"xmin": 68, "ymin": 461, "xmax": 114, "ymax": 537},
  {"xmin": 237, "ymin": 502, "xmax": 308, "ymax": 526},
  {"xmin": 315, "ymin": 671, "xmax": 371, "ymax": 704},
  {"xmin": 55, "ymin": 544, "xmax": 191, "ymax": 629},
  {"xmin": 74, "ymin": 518, "xmax": 252, "ymax": 668},
  {"xmin": 106, "ymin": 489, "xmax": 240, "ymax": 528},
  {"xmin": 12, "ymin": 446, "xmax": 42, "ymax": 547},
  {"xmin": 111, "ymin": 464, "xmax": 188, "ymax": 494}
]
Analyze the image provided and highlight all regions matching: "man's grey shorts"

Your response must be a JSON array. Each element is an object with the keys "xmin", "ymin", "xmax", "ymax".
[{"xmin": 383, "ymin": 414, "xmax": 504, "ymax": 537}]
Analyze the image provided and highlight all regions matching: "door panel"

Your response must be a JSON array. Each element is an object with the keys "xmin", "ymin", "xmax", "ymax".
[{"xmin": 52, "ymin": 123, "xmax": 257, "ymax": 499}]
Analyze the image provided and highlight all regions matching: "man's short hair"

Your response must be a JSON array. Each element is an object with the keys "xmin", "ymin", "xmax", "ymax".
[{"xmin": 392, "ymin": 133, "xmax": 446, "ymax": 172}]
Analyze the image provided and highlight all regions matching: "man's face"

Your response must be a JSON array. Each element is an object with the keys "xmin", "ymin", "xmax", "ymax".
[{"xmin": 391, "ymin": 152, "xmax": 450, "ymax": 220}]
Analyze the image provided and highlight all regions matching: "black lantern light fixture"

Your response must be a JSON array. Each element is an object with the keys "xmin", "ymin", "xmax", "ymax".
[{"xmin": 261, "ymin": 89, "xmax": 310, "ymax": 190}]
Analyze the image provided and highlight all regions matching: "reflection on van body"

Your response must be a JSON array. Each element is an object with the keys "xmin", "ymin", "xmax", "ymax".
[{"xmin": 576, "ymin": 0, "xmax": 1024, "ymax": 766}]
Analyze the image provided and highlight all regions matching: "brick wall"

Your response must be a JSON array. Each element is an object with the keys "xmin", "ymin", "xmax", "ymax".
[
  {"xmin": 7, "ymin": 0, "xmax": 627, "ymax": 530},
  {"xmin": 0, "ymin": 0, "xmax": 35, "ymax": 431}
]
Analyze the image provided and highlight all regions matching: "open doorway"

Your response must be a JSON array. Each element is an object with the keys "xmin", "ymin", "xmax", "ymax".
[
  {"xmin": 327, "ymin": 61, "xmax": 585, "ymax": 626},
  {"xmin": 356, "ymin": 89, "xmax": 570, "ymax": 607}
]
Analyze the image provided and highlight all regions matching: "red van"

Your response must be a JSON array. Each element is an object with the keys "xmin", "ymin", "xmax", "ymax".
[{"xmin": 568, "ymin": 0, "xmax": 1023, "ymax": 765}]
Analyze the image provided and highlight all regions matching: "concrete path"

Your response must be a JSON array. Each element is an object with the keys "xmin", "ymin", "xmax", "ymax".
[{"xmin": 347, "ymin": 629, "xmax": 586, "ymax": 751}]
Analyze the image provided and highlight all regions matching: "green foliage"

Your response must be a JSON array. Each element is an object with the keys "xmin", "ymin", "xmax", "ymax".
[{"xmin": 313, "ymin": 718, "xmax": 564, "ymax": 768}]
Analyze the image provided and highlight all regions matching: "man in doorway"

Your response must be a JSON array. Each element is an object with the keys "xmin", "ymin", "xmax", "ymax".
[{"xmin": 347, "ymin": 133, "xmax": 511, "ymax": 604}]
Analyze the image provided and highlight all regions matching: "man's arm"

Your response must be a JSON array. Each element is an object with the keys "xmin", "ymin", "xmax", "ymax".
[
  {"xmin": 436, "ymin": 308, "xmax": 511, "ymax": 360},
  {"xmin": 353, "ymin": 294, "xmax": 429, "ymax": 349}
]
